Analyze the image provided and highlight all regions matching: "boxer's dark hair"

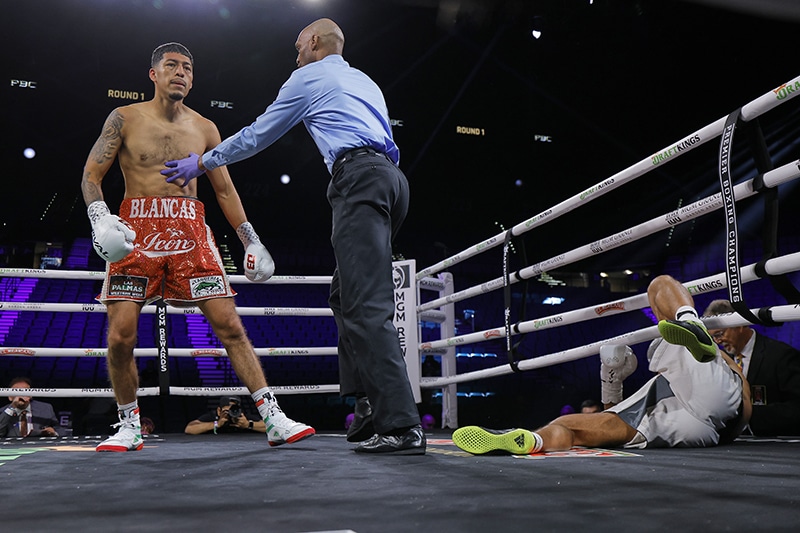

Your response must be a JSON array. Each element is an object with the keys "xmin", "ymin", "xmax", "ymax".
[
  {"xmin": 702, "ymin": 299, "xmax": 735, "ymax": 317},
  {"xmin": 151, "ymin": 42, "xmax": 194, "ymax": 68}
]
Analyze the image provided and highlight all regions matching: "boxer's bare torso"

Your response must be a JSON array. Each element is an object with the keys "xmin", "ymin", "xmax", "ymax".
[{"xmin": 83, "ymin": 100, "xmax": 214, "ymax": 201}]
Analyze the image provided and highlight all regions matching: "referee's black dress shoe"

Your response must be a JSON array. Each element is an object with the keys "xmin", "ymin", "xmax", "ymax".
[
  {"xmin": 354, "ymin": 425, "xmax": 426, "ymax": 455},
  {"xmin": 346, "ymin": 397, "xmax": 374, "ymax": 443}
]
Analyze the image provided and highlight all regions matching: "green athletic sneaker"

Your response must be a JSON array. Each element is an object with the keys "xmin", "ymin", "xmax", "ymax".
[
  {"xmin": 452, "ymin": 426, "xmax": 534, "ymax": 455},
  {"xmin": 658, "ymin": 319, "xmax": 717, "ymax": 363}
]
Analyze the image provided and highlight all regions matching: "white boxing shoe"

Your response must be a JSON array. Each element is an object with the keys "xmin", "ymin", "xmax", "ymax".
[
  {"xmin": 96, "ymin": 419, "xmax": 143, "ymax": 452},
  {"xmin": 266, "ymin": 413, "xmax": 315, "ymax": 447}
]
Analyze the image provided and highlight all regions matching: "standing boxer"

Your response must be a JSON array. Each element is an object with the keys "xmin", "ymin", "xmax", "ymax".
[{"xmin": 80, "ymin": 42, "xmax": 314, "ymax": 452}]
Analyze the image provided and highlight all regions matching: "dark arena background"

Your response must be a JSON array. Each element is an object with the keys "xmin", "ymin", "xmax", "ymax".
[{"xmin": 3, "ymin": 2, "xmax": 800, "ymax": 530}]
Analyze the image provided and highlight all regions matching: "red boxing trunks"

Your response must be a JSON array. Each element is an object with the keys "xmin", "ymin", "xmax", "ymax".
[{"xmin": 98, "ymin": 197, "xmax": 235, "ymax": 306}]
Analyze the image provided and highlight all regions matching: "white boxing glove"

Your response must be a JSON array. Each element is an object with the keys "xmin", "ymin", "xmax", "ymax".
[
  {"xmin": 599, "ymin": 344, "xmax": 638, "ymax": 405},
  {"xmin": 236, "ymin": 222, "xmax": 274, "ymax": 282},
  {"xmin": 87, "ymin": 201, "xmax": 136, "ymax": 263}
]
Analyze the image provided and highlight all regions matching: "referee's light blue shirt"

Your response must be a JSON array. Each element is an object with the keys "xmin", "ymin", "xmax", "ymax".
[{"xmin": 203, "ymin": 54, "xmax": 399, "ymax": 175}]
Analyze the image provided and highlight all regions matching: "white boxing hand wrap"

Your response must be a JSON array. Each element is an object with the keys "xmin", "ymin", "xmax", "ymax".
[
  {"xmin": 236, "ymin": 222, "xmax": 274, "ymax": 282},
  {"xmin": 599, "ymin": 344, "xmax": 638, "ymax": 405},
  {"xmin": 87, "ymin": 201, "xmax": 136, "ymax": 263}
]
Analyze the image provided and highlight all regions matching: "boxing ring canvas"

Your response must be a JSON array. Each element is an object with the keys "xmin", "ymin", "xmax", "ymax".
[{"xmin": 2, "ymin": 432, "xmax": 799, "ymax": 532}]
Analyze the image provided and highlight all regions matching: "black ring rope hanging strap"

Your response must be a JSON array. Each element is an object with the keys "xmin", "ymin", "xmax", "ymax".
[
  {"xmin": 155, "ymin": 296, "xmax": 171, "ymax": 431},
  {"xmin": 718, "ymin": 108, "xmax": 763, "ymax": 326},
  {"xmin": 503, "ymin": 229, "xmax": 522, "ymax": 373},
  {"xmin": 513, "ymin": 235, "xmax": 531, "ymax": 355},
  {"xmin": 719, "ymin": 109, "xmax": 800, "ymax": 328},
  {"xmin": 156, "ymin": 298, "xmax": 170, "ymax": 396}
]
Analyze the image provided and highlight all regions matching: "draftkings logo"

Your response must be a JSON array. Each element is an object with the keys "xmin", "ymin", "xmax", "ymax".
[
  {"xmin": 650, "ymin": 134, "xmax": 701, "ymax": 165},
  {"xmin": 774, "ymin": 81, "xmax": 800, "ymax": 100},
  {"xmin": 686, "ymin": 279, "xmax": 724, "ymax": 294}
]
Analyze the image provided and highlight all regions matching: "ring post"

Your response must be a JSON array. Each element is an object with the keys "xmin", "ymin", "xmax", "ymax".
[{"xmin": 392, "ymin": 259, "xmax": 421, "ymax": 403}]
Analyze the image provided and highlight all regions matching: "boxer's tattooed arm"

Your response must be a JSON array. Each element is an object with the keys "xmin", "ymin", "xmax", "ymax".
[
  {"xmin": 82, "ymin": 109, "xmax": 124, "ymax": 205},
  {"xmin": 90, "ymin": 109, "xmax": 123, "ymax": 165},
  {"xmin": 81, "ymin": 171, "xmax": 102, "ymax": 204}
]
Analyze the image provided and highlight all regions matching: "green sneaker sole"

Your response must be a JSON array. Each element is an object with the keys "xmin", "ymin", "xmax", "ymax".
[
  {"xmin": 452, "ymin": 426, "xmax": 534, "ymax": 455},
  {"xmin": 658, "ymin": 320, "xmax": 717, "ymax": 363}
]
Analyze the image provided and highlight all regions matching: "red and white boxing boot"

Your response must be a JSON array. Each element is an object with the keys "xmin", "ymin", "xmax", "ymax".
[{"xmin": 96, "ymin": 406, "xmax": 144, "ymax": 452}]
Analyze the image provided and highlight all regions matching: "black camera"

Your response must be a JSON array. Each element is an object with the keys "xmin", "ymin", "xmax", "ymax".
[{"xmin": 227, "ymin": 400, "xmax": 242, "ymax": 420}]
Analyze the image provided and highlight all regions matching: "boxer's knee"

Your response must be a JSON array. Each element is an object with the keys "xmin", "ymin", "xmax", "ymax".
[
  {"xmin": 207, "ymin": 311, "xmax": 249, "ymax": 348},
  {"xmin": 106, "ymin": 323, "xmax": 138, "ymax": 356}
]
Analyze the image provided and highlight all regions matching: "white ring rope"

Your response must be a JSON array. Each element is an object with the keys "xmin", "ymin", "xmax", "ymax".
[
  {"xmin": 0, "ymin": 300, "xmax": 445, "ymax": 325},
  {"xmin": 423, "ymin": 304, "xmax": 800, "ymax": 387},
  {"xmin": 0, "ymin": 271, "xmax": 341, "ymax": 398},
  {"xmin": 0, "ymin": 270, "xmax": 332, "ymax": 284},
  {"xmin": 0, "ymin": 385, "xmax": 340, "ymax": 398},
  {"xmin": 0, "ymin": 302, "xmax": 333, "ymax": 317},
  {"xmin": 420, "ymin": 252, "xmax": 800, "ymax": 353},
  {"xmin": 0, "ymin": 269, "xmax": 441, "ymax": 317},
  {"xmin": 418, "ymin": 158, "xmax": 800, "ymax": 313},
  {"xmin": 416, "ymin": 74, "xmax": 800, "ymax": 280},
  {"xmin": 0, "ymin": 347, "xmax": 339, "ymax": 358}
]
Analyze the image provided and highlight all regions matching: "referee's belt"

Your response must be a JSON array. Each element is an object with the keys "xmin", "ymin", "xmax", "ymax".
[{"xmin": 332, "ymin": 146, "xmax": 393, "ymax": 174}]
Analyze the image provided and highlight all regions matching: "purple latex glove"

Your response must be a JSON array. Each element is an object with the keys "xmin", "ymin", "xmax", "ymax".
[{"xmin": 161, "ymin": 152, "xmax": 205, "ymax": 187}]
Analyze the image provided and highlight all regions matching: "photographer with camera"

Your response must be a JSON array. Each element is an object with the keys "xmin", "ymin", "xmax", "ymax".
[{"xmin": 184, "ymin": 397, "xmax": 266, "ymax": 435}]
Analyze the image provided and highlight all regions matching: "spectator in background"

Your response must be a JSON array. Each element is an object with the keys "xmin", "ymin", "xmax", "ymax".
[
  {"xmin": 421, "ymin": 414, "xmax": 436, "ymax": 430},
  {"xmin": 185, "ymin": 397, "xmax": 266, "ymax": 435},
  {"xmin": 704, "ymin": 299, "xmax": 800, "ymax": 436},
  {"xmin": 580, "ymin": 399, "xmax": 603, "ymax": 413},
  {"xmin": 0, "ymin": 377, "xmax": 64, "ymax": 437},
  {"xmin": 140, "ymin": 416, "xmax": 155, "ymax": 435}
]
